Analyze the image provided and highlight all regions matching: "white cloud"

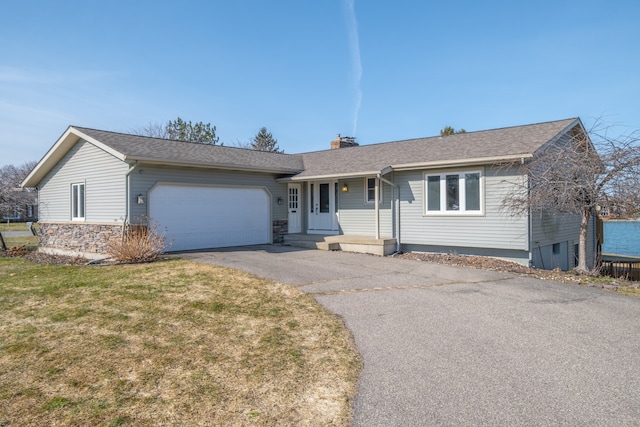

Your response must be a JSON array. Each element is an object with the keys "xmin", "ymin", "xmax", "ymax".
[{"xmin": 344, "ymin": 0, "xmax": 362, "ymax": 137}]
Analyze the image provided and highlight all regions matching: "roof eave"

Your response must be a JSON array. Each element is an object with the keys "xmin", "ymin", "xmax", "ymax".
[
  {"xmin": 21, "ymin": 126, "xmax": 128, "ymax": 188},
  {"xmin": 277, "ymin": 154, "xmax": 535, "ymax": 182},
  {"xmin": 130, "ymin": 157, "xmax": 303, "ymax": 174},
  {"xmin": 390, "ymin": 154, "xmax": 534, "ymax": 171},
  {"xmin": 277, "ymin": 169, "xmax": 385, "ymax": 182},
  {"xmin": 532, "ymin": 118, "xmax": 583, "ymax": 156}
]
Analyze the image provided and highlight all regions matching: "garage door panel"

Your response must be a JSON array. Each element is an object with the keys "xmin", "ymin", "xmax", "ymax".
[{"xmin": 149, "ymin": 185, "xmax": 270, "ymax": 251}]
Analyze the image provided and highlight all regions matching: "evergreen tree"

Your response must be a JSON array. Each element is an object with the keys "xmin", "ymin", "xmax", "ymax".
[
  {"xmin": 165, "ymin": 117, "xmax": 220, "ymax": 144},
  {"xmin": 440, "ymin": 126, "xmax": 467, "ymax": 136},
  {"xmin": 250, "ymin": 127, "xmax": 282, "ymax": 152},
  {"xmin": 133, "ymin": 118, "xmax": 221, "ymax": 145}
]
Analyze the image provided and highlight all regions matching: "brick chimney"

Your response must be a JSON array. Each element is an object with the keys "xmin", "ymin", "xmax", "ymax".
[{"xmin": 331, "ymin": 134, "xmax": 359, "ymax": 149}]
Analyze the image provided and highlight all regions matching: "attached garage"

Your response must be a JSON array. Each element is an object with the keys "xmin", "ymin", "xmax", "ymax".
[{"xmin": 149, "ymin": 184, "xmax": 271, "ymax": 251}]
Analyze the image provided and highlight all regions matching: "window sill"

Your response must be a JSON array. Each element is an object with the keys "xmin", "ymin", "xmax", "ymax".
[{"xmin": 422, "ymin": 212, "xmax": 485, "ymax": 217}]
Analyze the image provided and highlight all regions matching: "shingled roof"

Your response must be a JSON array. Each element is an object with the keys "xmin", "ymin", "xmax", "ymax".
[
  {"xmin": 23, "ymin": 118, "xmax": 582, "ymax": 188},
  {"xmin": 292, "ymin": 118, "xmax": 580, "ymax": 180},
  {"xmin": 73, "ymin": 127, "xmax": 304, "ymax": 173}
]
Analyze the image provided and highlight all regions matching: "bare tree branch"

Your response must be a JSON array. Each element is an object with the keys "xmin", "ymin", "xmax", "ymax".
[
  {"xmin": 129, "ymin": 122, "xmax": 169, "ymax": 139},
  {"xmin": 1, "ymin": 161, "xmax": 38, "ymax": 219},
  {"xmin": 501, "ymin": 119, "xmax": 640, "ymax": 273}
]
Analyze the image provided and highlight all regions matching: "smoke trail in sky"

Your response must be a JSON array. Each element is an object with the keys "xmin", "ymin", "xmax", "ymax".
[{"xmin": 344, "ymin": 0, "xmax": 362, "ymax": 136}]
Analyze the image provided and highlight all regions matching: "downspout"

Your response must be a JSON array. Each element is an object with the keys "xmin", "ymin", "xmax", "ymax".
[
  {"xmin": 124, "ymin": 161, "xmax": 140, "ymax": 233},
  {"xmin": 525, "ymin": 160, "xmax": 533, "ymax": 268},
  {"xmin": 374, "ymin": 177, "xmax": 380, "ymax": 239},
  {"xmin": 528, "ymin": 207, "xmax": 533, "ymax": 268},
  {"xmin": 378, "ymin": 173, "xmax": 400, "ymax": 252}
]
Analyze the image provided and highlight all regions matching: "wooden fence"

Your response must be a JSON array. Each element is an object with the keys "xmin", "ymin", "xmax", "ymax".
[{"xmin": 600, "ymin": 260, "xmax": 640, "ymax": 281}]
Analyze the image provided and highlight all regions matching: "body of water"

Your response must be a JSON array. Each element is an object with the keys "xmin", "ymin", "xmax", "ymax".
[{"xmin": 602, "ymin": 220, "xmax": 640, "ymax": 257}]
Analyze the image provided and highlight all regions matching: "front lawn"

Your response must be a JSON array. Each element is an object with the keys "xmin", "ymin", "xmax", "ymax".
[
  {"xmin": 0, "ymin": 222, "xmax": 27, "ymax": 231},
  {"xmin": 0, "ymin": 221, "xmax": 36, "ymax": 232},
  {"xmin": 0, "ymin": 257, "xmax": 360, "ymax": 426}
]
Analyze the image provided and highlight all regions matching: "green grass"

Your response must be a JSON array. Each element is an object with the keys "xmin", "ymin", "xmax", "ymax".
[
  {"xmin": 0, "ymin": 221, "xmax": 37, "ymax": 232},
  {"xmin": 0, "ymin": 221, "xmax": 38, "ymax": 251},
  {"xmin": 2, "ymin": 235, "xmax": 38, "ymax": 250},
  {"xmin": 0, "ymin": 257, "xmax": 361, "ymax": 426}
]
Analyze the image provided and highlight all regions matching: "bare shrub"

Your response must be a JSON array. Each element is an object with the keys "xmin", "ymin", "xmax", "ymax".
[
  {"xmin": 107, "ymin": 220, "xmax": 169, "ymax": 263},
  {"xmin": 5, "ymin": 245, "xmax": 28, "ymax": 257}
]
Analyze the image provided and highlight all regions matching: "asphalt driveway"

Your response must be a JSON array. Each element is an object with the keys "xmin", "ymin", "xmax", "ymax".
[{"xmin": 182, "ymin": 245, "xmax": 640, "ymax": 426}]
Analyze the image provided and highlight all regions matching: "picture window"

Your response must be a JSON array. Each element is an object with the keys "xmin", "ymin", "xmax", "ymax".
[{"xmin": 425, "ymin": 171, "xmax": 482, "ymax": 214}]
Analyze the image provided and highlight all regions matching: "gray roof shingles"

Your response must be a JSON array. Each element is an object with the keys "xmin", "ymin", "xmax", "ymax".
[
  {"xmin": 73, "ymin": 127, "xmax": 305, "ymax": 173},
  {"xmin": 295, "ymin": 118, "xmax": 578, "ymax": 178},
  {"xmin": 74, "ymin": 118, "xmax": 578, "ymax": 179}
]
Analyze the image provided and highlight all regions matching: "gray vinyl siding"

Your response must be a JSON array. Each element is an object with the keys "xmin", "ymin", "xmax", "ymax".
[
  {"xmin": 531, "ymin": 211, "xmax": 581, "ymax": 247},
  {"xmin": 129, "ymin": 165, "xmax": 287, "ymax": 222},
  {"xmin": 37, "ymin": 140, "xmax": 128, "ymax": 223},
  {"xmin": 531, "ymin": 212, "xmax": 597, "ymax": 270},
  {"xmin": 397, "ymin": 166, "xmax": 529, "ymax": 251},
  {"xmin": 531, "ymin": 211, "xmax": 578, "ymax": 270},
  {"xmin": 337, "ymin": 177, "xmax": 394, "ymax": 237}
]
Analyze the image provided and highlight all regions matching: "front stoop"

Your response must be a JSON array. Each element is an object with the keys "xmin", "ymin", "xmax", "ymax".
[
  {"xmin": 283, "ymin": 234, "xmax": 397, "ymax": 256},
  {"xmin": 283, "ymin": 234, "xmax": 340, "ymax": 251}
]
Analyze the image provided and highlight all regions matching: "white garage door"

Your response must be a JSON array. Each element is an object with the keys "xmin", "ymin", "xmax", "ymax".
[{"xmin": 148, "ymin": 184, "xmax": 271, "ymax": 251}]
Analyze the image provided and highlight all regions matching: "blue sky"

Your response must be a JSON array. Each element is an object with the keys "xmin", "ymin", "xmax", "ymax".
[{"xmin": 1, "ymin": 0, "xmax": 639, "ymax": 166}]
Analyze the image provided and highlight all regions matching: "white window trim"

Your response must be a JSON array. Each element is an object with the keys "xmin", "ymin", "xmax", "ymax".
[
  {"xmin": 365, "ymin": 177, "xmax": 383, "ymax": 204},
  {"xmin": 71, "ymin": 182, "xmax": 85, "ymax": 221},
  {"xmin": 423, "ymin": 170, "xmax": 484, "ymax": 215}
]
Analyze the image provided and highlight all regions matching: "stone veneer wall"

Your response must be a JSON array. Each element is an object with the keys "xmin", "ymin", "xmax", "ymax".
[
  {"xmin": 272, "ymin": 219, "xmax": 288, "ymax": 243},
  {"xmin": 39, "ymin": 219, "xmax": 289, "ymax": 255},
  {"xmin": 38, "ymin": 222, "xmax": 123, "ymax": 255}
]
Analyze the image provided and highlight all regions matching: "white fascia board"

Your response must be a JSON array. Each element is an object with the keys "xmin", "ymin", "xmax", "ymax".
[
  {"xmin": 21, "ymin": 126, "xmax": 130, "ymax": 188},
  {"xmin": 277, "ymin": 169, "xmax": 384, "ymax": 182},
  {"xmin": 380, "ymin": 166, "xmax": 393, "ymax": 176},
  {"xmin": 390, "ymin": 154, "xmax": 534, "ymax": 171},
  {"xmin": 71, "ymin": 127, "xmax": 127, "ymax": 162},
  {"xmin": 22, "ymin": 126, "xmax": 78, "ymax": 187}
]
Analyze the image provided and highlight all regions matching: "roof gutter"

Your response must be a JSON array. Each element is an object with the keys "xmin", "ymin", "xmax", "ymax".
[
  {"xmin": 389, "ymin": 154, "xmax": 534, "ymax": 171},
  {"xmin": 277, "ymin": 169, "xmax": 384, "ymax": 182},
  {"xmin": 277, "ymin": 154, "xmax": 534, "ymax": 182},
  {"xmin": 126, "ymin": 157, "xmax": 303, "ymax": 175}
]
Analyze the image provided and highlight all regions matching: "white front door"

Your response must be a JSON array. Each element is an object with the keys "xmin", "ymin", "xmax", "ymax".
[
  {"xmin": 308, "ymin": 181, "xmax": 338, "ymax": 233},
  {"xmin": 288, "ymin": 184, "xmax": 302, "ymax": 233}
]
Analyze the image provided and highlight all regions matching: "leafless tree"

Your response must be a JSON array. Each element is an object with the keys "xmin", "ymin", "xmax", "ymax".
[
  {"xmin": 502, "ymin": 120, "xmax": 640, "ymax": 273},
  {"xmin": 129, "ymin": 122, "xmax": 169, "ymax": 139},
  {"xmin": 0, "ymin": 161, "xmax": 38, "ymax": 219}
]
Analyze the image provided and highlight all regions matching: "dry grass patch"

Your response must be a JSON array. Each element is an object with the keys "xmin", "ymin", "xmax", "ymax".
[{"xmin": 0, "ymin": 258, "xmax": 360, "ymax": 426}]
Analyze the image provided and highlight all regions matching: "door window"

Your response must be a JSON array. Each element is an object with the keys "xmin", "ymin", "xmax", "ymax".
[
  {"xmin": 288, "ymin": 186, "xmax": 298, "ymax": 209},
  {"xmin": 319, "ymin": 183, "xmax": 330, "ymax": 213}
]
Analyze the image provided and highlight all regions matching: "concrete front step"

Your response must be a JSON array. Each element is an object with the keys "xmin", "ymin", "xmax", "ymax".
[
  {"xmin": 283, "ymin": 234, "xmax": 397, "ymax": 256},
  {"xmin": 316, "ymin": 241, "xmax": 341, "ymax": 251},
  {"xmin": 285, "ymin": 239, "xmax": 340, "ymax": 251}
]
